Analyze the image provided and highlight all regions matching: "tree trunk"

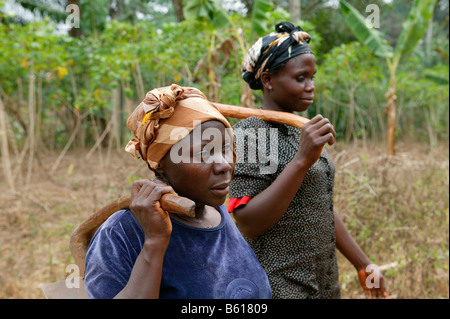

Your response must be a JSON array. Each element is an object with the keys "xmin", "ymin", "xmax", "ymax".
[
  {"xmin": 425, "ymin": 18, "xmax": 433, "ymax": 66},
  {"xmin": 172, "ymin": 0, "xmax": 185, "ymax": 22},
  {"xmin": 385, "ymin": 74, "xmax": 397, "ymax": 156},
  {"xmin": 0, "ymin": 95, "xmax": 15, "ymax": 192},
  {"xmin": 24, "ymin": 64, "xmax": 36, "ymax": 192},
  {"xmin": 289, "ymin": 0, "xmax": 301, "ymax": 22}
]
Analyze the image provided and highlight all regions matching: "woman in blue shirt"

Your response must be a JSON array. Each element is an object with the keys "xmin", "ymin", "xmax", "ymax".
[{"xmin": 84, "ymin": 84, "xmax": 271, "ymax": 299}]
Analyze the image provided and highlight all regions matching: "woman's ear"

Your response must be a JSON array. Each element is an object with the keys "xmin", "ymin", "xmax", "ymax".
[
  {"xmin": 155, "ymin": 162, "xmax": 165, "ymax": 177},
  {"xmin": 260, "ymin": 72, "xmax": 273, "ymax": 91}
]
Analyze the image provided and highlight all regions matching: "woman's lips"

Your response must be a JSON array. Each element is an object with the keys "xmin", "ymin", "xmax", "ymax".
[
  {"xmin": 210, "ymin": 186, "xmax": 229, "ymax": 197},
  {"xmin": 210, "ymin": 181, "xmax": 230, "ymax": 197},
  {"xmin": 300, "ymin": 97, "xmax": 314, "ymax": 103}
]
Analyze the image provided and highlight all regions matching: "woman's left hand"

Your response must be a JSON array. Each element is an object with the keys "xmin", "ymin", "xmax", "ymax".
[{"xmin": 357, "ymin": 267, "xmax": 389, "ymax": 299}]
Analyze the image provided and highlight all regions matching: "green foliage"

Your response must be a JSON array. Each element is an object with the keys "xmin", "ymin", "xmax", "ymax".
[
  {"xmin": 314, "ymin": 42, "xmax": 387, "ymax": 141},
  {"xmin": 340, "ymin": 0, "xmax": 393, "ymax": 58},
  {"xmin": 314, "ymin": 40, "xmax": 449, "ymax": 142},
  {"xmin": 249, "ymin": 0, "xmax": 273, "ymax": 39},
  {"xmin": 0, "ymin": 1, "xmax": 448, "ymax": 151},
  {"xmin": 395, "ymin": 0, "xmax": 437, "ymax": 58},
  {"xmin": 183, "ymin": 0, "xmax": 232, "ymax": 29},
  {"xmin": 16, "ymin": 0, "xmax": 67, "ymax": 22}
]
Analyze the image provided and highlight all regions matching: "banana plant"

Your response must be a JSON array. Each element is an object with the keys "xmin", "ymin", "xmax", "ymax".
[
  {"xmin": 183, "ymin": 0, "xmax": 232, "ymax": 29},
  {"xmin": 249, "ymin": 0, "xmax": 273, "ymax": 40},
  {"xmin": 340, "ymin": 0, "xmax": 436, "ymax": 155}
]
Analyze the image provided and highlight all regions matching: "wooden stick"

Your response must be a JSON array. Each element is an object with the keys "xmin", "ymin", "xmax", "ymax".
[{"xmin": 214, "ymin": 103, "xmax": 310, "ymax": 129}]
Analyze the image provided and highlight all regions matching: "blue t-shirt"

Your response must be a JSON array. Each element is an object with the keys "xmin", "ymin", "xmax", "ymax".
[{"xmin": 85, "ymin": 205, "xmax": 272, "ymax": 299}]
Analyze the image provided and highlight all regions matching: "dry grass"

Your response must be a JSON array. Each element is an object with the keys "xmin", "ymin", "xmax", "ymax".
[
  {"xmin": 330, "ymin": 140, "xmax": 449, "ymax": 299},
  {"xmin": 0, "ymin": 141, "xmax": 448, "ymax": 299}
]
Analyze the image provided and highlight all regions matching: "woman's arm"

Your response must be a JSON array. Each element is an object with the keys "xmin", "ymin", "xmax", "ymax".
[
  {"xmin": 334, "ymin": 211, "xmax": 371, "ymax": 270},
  {"xmin": 233, "ymin": 115, "xmax": 336, "ymax": 238},
  {"xmin": 114, "ymin": 180, "xmax": 174, "ymax": 299},
  {"xmin": 334, "ymin": 210, "xmax": 388, "ymax": 299}
]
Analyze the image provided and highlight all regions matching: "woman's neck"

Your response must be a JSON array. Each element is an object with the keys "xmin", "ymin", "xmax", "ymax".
[
  {"xmin": 170, "ymin": 205, "xmax": 221, "ymax": 228},
  {"xmin": 261, "ymin": 95, "xmax": 292, "ymax": 113}
]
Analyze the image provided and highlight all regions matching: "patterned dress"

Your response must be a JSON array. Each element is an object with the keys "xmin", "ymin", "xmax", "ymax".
[{"xmin": 228, "ymin": 116, "xmax": 340, "ymax": 299}]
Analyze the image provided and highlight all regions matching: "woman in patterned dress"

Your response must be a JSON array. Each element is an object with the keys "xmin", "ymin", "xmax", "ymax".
[{"xmin": 228, "ymin": 22, "xmax": 388, "ymax": 299}]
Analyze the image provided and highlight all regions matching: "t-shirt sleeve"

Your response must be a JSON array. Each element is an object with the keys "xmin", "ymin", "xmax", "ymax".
[{"xmin": 84, "ymin": 219, "xmax": 140, "ymax": 299}]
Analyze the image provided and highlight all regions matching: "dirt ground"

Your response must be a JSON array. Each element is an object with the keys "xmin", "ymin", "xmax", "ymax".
[{"xmin": 0, "ymin": 140, "xmax": 448, "ymax": 299}]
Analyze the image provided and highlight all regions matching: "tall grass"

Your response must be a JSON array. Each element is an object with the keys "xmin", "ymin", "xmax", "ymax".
[{"xmin": 331, "ymin": 141, "xmax": 449, "ymax": 298}]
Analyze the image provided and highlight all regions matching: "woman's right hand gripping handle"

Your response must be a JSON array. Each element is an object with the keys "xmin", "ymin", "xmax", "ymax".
[
  {"xmin": 294, "ymin": 114, "xmax": 336, "ymax": 167},
  {"xmin": 129, "ymin": 179, "xmax": 175, "ymax": 244}
]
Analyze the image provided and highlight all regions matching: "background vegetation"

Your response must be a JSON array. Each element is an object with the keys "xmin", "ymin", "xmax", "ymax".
[{"xmin": 0, "ymin": 0, "xmax": 448, "ymax": 299}]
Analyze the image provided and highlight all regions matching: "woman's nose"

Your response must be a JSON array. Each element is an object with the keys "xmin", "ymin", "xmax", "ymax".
[
  {"xmin": 305, "ymin": 79, "xmax": 315, "ymax": 92},
  {"xmin": 212, "ymin": 152, "xmax": 232, "ymax": 175}
]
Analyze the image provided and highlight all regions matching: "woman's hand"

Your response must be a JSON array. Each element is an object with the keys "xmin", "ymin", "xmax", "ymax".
[
  {"xmin": 357, "ymin": 267, "xmax": 389, "ymax": 299},
  {"xmin": 294, "ymin": 114, "xmax": 336, "ymax": 168},
  {"xmin": 129, "ymin": 179, "xmax": 175, "ymax": 243}
]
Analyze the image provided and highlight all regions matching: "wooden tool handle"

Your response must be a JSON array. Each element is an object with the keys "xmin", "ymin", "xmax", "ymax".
[
  {"xmin": 214, "ymin": 103, "xmax": 310, "ymax": 129},
  {"xmin": 160, "ymin": 193, "xmax": 196, "ymax": 217},
  {"xmin": 117, "ymin": 193, "xmax": 196, "ymax": 217}
]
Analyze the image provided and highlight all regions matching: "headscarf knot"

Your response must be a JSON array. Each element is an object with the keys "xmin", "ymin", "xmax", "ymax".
[{"xmin": 242, "ymin": 21, "xmax": 314, "ymax": 90}]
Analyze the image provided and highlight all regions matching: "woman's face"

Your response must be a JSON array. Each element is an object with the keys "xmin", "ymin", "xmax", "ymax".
[
  {"xmin": 158, "ymin": 120, "xmax": 234, "ymax": 208},
  {"xmin": 265, "ymin": 53, "xmax": 316, "ymax": 113}
]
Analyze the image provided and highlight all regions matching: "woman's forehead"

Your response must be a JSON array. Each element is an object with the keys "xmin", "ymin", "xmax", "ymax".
[
  {"xmin": 178, "ymin": 120, "xmax": 231, "ymax": 147},
  {"xmin": 285, "ymin": 53, "xmax": 316, "ymax": 70}
]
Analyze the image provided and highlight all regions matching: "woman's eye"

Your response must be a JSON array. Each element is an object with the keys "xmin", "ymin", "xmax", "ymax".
[
  {"xmin": 198, "ymin": 150, "xmax": 211, "ymax": 159},
  {"xmin": 193, "ymin": 143, "xmax": 233, "ymax": 163}
]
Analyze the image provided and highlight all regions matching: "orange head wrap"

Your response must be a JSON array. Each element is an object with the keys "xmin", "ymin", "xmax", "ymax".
[{"xmin": 125, "ymin": 84, "xmax": 235, "ymax": 172}]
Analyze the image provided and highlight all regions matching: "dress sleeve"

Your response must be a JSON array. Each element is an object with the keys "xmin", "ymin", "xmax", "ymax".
[
  {"xmin": 227, "ymin": 196, "xmax": 253, "ymax": 213},
  {"xmin": 229, "ymin": 117, "xmax": 279, "ymax": 201}
]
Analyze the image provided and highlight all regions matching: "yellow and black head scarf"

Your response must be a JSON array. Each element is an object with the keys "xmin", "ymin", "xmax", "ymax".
[{"xmin": 242, "ymin": 21, "xmax": 313, "ymax": 90}]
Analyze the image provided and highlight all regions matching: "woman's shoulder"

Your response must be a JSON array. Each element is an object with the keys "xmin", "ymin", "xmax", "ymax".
[
  {"xmin": 90, "ymin": 209, "xmax": 143, "ymax": 246},
  {"xmin": 232, "ymin": 116, "xmax": 274, "ymax": 130},
  {"xmin": 101, "ymin": 209, "xmax": 137, "ymax": 230}
]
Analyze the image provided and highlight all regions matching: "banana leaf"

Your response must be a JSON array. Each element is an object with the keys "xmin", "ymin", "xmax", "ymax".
[
  {"xmin": 183, "ymin": 0, "xmax": 232, "ymax": 29},
  {"xmin": 394, "ymin": 0, "xmax": 437, "ymax": 58},
  {"xmin": 340, "ymin": 0, "xmax": 393, "ymax": 59},
  {"xmin": 250, "ymin": 0, "xmax": 273, "ymax": 39}
]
